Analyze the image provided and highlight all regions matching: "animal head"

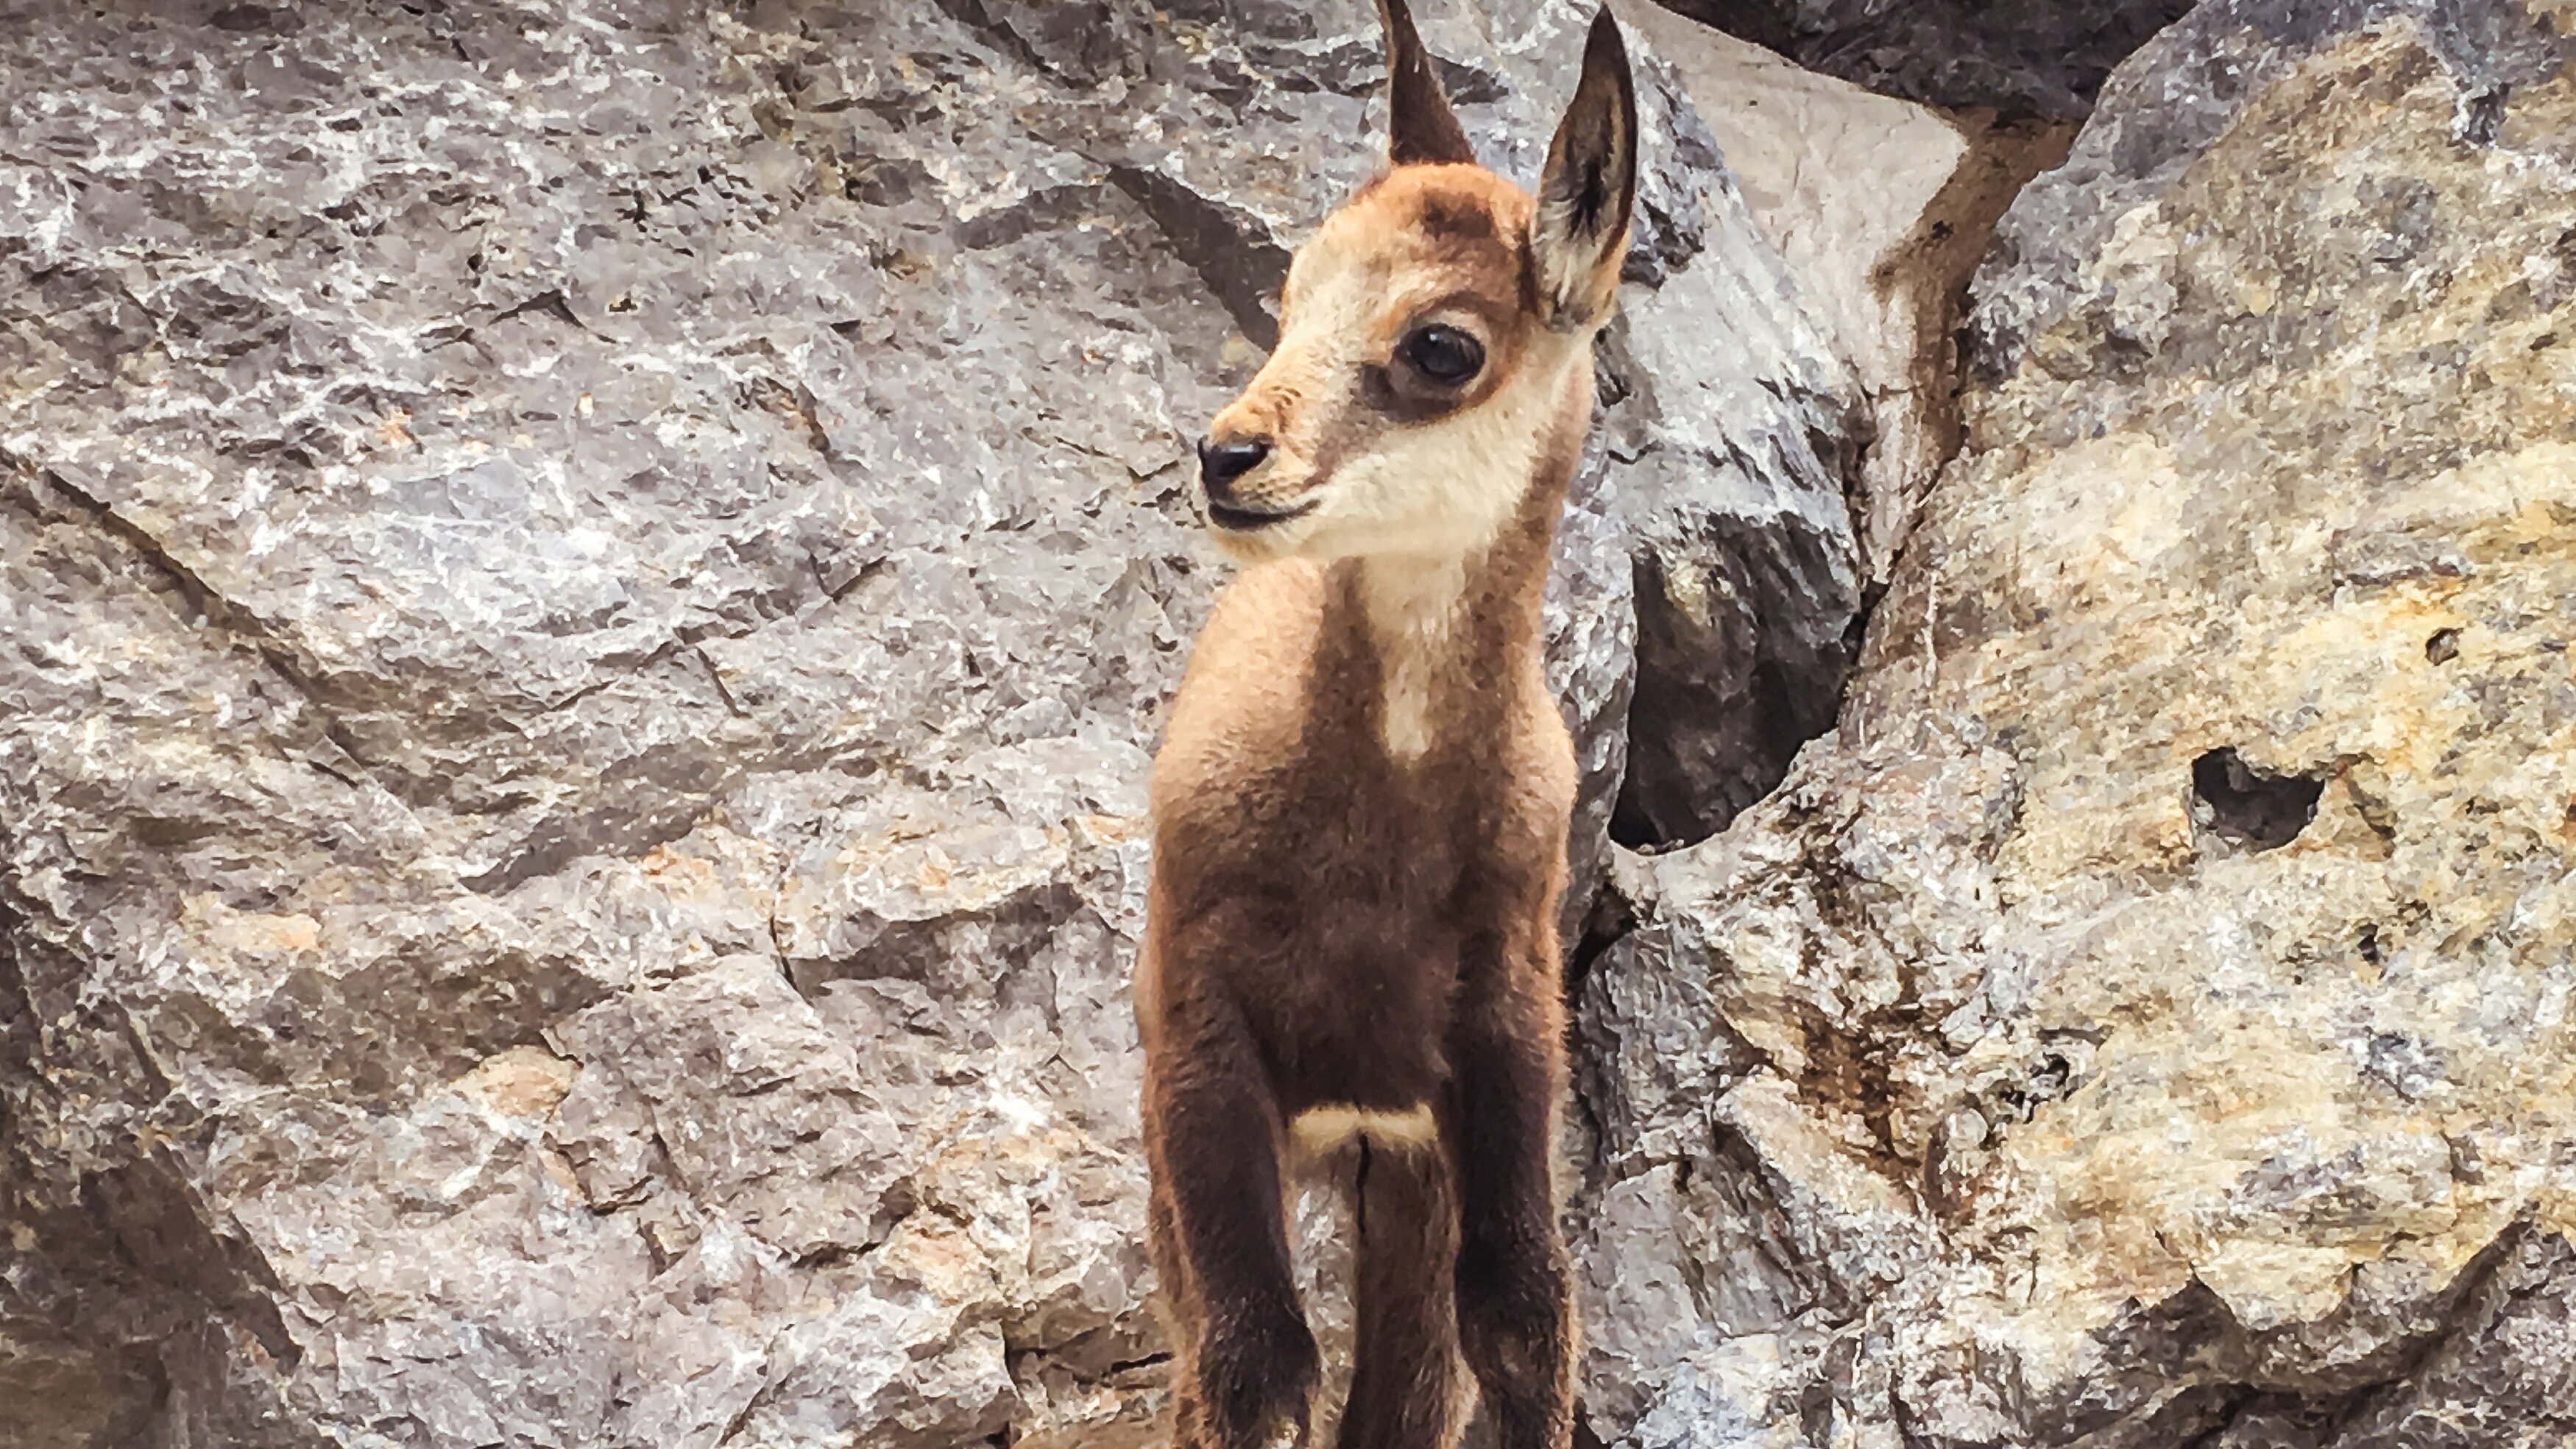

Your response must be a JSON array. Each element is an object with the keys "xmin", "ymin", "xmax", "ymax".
[{"xmin": 1195, "ymin": 0, "xmax": 1639, "ymax": 566}]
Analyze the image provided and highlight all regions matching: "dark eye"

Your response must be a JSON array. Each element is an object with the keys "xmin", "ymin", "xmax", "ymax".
[{"xmin": 1396, "ymin": 324, "xmax": 1484, "ymax": 386}]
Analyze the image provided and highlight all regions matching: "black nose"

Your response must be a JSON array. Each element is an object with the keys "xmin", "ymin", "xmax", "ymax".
[{"xmin": 1197, "ymin": 436, "xmax": 1272, "ymax": 498}]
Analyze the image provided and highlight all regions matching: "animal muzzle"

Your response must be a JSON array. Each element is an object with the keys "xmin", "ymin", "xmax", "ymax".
[{"xmin": 1195, "ymin": 433, "xmax": 1314, "ymax": 531}]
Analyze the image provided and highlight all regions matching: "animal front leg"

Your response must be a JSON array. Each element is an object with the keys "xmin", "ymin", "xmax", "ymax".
[
  {"xmin": 1444, "ymin": 1006, "xmax": 1575, "ymax": 1449},
  {"xmin": 1147, "ymin": 1176, "xmax": 1215, "ymax": 1449},
  {"xmin": 1144, "ymin": 1005, "xmax": 1319, "ymax": 1449}
]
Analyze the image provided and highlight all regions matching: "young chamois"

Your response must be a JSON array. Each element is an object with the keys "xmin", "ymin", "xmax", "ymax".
[{"xmin": 1134, "ymin": 5, "xmax": 1638, "ymax": 1448}]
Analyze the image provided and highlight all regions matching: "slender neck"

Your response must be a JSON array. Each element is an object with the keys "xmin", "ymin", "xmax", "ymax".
[
  {"xmin": 1349, "ymin": 517, "xmax": 1550, "ymax": 662},
  {"xmin": 1337, "ymin": 397, "xmax": 1587, "ymax": 762}
]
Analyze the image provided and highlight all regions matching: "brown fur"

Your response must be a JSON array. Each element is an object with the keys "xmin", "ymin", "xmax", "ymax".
[{"xmin": 1136, "ymin": 7, "xmax": 1638, "ymax": 1448}]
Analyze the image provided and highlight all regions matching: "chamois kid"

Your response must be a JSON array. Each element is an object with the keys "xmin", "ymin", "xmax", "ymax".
[{"xmin": 1134, "ymin": 5, "xmax": 1638, "ymax": 1448}]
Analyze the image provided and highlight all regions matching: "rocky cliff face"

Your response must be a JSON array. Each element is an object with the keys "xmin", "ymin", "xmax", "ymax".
[
  {"xmin": 1579, "ymin": 1, "xmax": 2576, "ymax": 1444},
  {"xmin": 1649, "ymin": 0, "xmax": 2200, "ymax": 120},
  {"xmin": 1, "ymin": 1, "xmax": 2570, "ymax": 1448},
  {"xmin": 0, "ymin": 1, "xmax": 1857, "ymax": 1445}
]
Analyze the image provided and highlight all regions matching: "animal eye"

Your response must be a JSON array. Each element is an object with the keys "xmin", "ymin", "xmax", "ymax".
[{"xmin": 1397, "ymin": 324, "xmax": 1484, "ymax": 385}]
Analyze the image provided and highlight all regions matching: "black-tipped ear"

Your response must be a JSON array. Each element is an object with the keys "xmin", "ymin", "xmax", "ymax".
[
  {"xmin": 1531, "ymin": 8, "xmax": 1638, "ymax": 328},
  {"xmin": 1381, "ymin": 0, "xmax": 1476, "ymax": 167}
]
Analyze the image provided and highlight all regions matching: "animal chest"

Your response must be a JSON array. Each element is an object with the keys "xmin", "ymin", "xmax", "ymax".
[{"xmin": 1230, "ymin": 757, "xmax": 1488, "ymax": 1114}]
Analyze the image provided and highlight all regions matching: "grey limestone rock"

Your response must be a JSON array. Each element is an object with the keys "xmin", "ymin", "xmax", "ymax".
[
  {"xmin": 1576, "ymin": 1, "xmax": 2576, "ymax": 1444},
  {"xmin": 1649, "ymin": 0, "xmax": 2200, "ymax": 120},
  {"xmin": 1968, "ymin": 0, "xmax": 2576, "ymax": 379},
  {"xmin": 0, "ymin": 0, "xmax": 1861, "ymax": 1444}
]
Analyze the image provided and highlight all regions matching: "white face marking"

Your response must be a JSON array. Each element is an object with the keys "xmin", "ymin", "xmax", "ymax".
[
  {"xmin": 1205, "ymin": 201, "xmax": 1594, "ymax": 571},
  {"xmin": 1300, "ymin": 343, "xmax": 1576, "ymax": 564},
  {"xmin": 1289, "ymin": 1102, "xmax": 1441, "ymax": 1159}
]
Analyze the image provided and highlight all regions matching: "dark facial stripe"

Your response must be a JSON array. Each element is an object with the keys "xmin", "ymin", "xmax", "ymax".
[
  {"xmin": 1361, "ymin": 362, "xmax": 1469, "ymax": 424},
  {"xmin": 1415, "ymin": 192, "xmax": 1499, "ymax": 248}
]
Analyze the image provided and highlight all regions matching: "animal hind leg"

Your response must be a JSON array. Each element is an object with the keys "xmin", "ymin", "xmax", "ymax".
[{"xmin": 1335, "ymin": 1134, "xmax": 1468, "ymax": 1449}]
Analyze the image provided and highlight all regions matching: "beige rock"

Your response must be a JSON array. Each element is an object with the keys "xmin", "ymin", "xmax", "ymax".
[
  {"xmin": 1618, "ymin": 0, "xmax": 2076, "ymax": 584},
  {"xmin": 1579, "ymin": 7, "xmax": 2576, "ymax": 1444}
]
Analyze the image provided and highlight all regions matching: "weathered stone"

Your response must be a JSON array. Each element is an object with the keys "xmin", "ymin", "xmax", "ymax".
[
  {"xmin": 1969, "ymin": 0, "xmax": 2575, "ymax": 380},
  {"xmin": 1650, "ymin": 0, "xmax": 2199, "ymax": 119},
  {"xmin": 1580, "ymin": 10, "xmax": 1872, "ymax": 857},
  {"xmin": 1578, "ymin": 3, "xmax": 2576, "ymax": 1445},
  {"xmin": 2326, "ymin": 1228, "xmax": 2576, "ymax": 1448},
  {"xmin": 29, "ymin": 0, "xmax": 2572, "ymax": 1440},
  {"xmin": 1615, "ymin": 0, "xmax": 2076, "ymax": 612},
  {"xmin": 1597, "ymin": 237, "xmax": 1863, "ymax": 850},
  {"xmin": 0, "ymin": 0, "xmax": 1861, "ymax": 1443}
]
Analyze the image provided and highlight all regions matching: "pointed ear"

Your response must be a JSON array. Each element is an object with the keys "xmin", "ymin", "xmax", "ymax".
[
  {"xmin": 1380, "ymin": 0, "xmax": 1476, "ymax": 167},
  {"xmin": 1531, "ymin": 9, "xmax": 1638, "ymax": 330}
]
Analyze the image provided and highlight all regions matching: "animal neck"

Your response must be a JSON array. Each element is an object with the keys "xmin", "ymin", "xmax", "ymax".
[{"xmin": 1340, "ymin": 445, "xmax": 1574, "ymax": 766}]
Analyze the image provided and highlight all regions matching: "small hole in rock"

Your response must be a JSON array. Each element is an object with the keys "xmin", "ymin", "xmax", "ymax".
[
  {"xmin": 2358, "ymin": 924, "xmax": 2383, "ymax": 964},
  {"xmin": 2032, "ymin": 1054, "xmax": 2070, "ymax": 1095},
  {"xmin": 2192, "ymin": 748, "xmax": 2324, "ymax": 850},
  {"xmin": 2426, "ymin": 628, "xmax": 2460, "ymax": 664}
]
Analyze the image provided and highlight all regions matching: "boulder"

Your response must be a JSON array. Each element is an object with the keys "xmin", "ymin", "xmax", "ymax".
[
  {"xmin": 1649, "ymin": 0, "xmax": 2198, "ymax": 119},
  {"xmin": 0, "ymin": 0, "xmax": 1864, "ymax": 1443},
  {"xmin": 1611, "ymin": 0, "xmax": 2076, "ymax": 606},
  {"xmin": 1578, "ymin": 2, "xmax": 2576, "ymax": 1444}
]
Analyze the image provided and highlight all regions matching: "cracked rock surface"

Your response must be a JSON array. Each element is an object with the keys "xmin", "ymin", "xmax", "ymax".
[
  {"xmin": 0, "ymin": 1, "xmax": 1863, "ymax": 1445},
  {"xmin": 1648, "ymin": 0, "xmax": 2200, "ymax": 120},
  {"xmin": 1577, "ymin": 2, "xmax": 2576, "ymax": 1445},
  {"xmin": 11, "ymin": 0, "xmax": 2572, "ymax": 1444}
]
